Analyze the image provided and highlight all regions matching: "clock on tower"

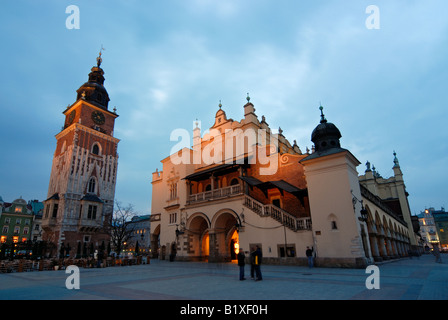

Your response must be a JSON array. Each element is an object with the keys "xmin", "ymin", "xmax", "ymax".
[{"xmin": 42, "ymin": 52, "xmax": 120, "ymax": 255}]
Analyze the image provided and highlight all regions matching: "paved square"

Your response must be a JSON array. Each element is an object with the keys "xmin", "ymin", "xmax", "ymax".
[{"xmin": 0, "ymin": 254, "xmax": 446, "ymax": 301}]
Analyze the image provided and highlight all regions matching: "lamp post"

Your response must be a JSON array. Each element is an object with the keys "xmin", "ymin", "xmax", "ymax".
[{"xmin": 351, "ymin": 189, "xmax": 368, "ymax": 222}]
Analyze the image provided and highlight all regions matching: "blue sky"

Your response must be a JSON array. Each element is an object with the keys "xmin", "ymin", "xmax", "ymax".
[{"xmin": 0, "ymin": 0, "xmax": 447, "ymax": 216}]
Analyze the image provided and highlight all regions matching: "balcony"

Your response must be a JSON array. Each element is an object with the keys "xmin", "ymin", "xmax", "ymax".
[{"xmin": 188, "ymin": 185, "xmax": 242, "ymax": 204}]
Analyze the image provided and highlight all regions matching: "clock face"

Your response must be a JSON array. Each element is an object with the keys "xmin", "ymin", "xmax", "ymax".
[
  {"xmin": 68, "ymin": 110, "xmax": 76, "ymax": 124},
  {"xmin": 92, "ymin": 110, "xmax": 105, "ymax": 125}
]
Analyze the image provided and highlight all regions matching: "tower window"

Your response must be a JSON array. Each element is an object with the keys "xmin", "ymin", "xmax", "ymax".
[
  {"xmin": 52, "ymin": 204, "xmax": 58, "ymax": 218},
  {"xmin": 328, "ymin": 214, "xmax": 338, "ymax": 231},
  {"xmin": 87, "ymin": 205, "xmax": 97, "ymax": 220},
  {"xmin": 92, "ymin": 144, "xmax": 100, "ymax": 155},
  {"xmin": 88, "ymin": 177, "xmax": 96, "ymax": 194},
  {"xmin": 331, "ymin": 221, "xmax": 338, "ymax": 230}
]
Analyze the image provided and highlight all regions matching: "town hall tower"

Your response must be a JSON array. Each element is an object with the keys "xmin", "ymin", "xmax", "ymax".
[{"xmin": 42, "ymin": 52, "xmax": 120, "ymax": 255}]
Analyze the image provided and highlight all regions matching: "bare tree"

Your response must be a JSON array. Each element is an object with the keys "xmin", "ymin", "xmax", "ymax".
[{"xmin": 108, "ymin": 201, "xmax": 137, "ymax": 256}]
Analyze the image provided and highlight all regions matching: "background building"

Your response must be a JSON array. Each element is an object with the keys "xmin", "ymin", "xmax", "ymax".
[
  {"xmin": 28, "ymin": 200, "xmax": 44, "ymax": 242},
  {"xmin": 433, "ymin": 208, "xmax": 448, "ymax": 251},
  {"xmin": 417, "ymin": 208, "xmax": 440, "ymax": 248},
  {"xmin": 125, "ymin": 215, "xmax": 151, "ymax": 256},
  {"xmin": 41, "ymin": 53, "xmax": 120, "ymax": 257},
  {"xmin": 0, "ymin": 197, "xmax": 34, "ymax": 244},
  {"xmin": 0, "ymin": 197, "xmax": 45, "ymax": 259}
]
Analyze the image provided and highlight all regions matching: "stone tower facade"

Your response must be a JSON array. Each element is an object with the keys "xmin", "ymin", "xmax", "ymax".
[{"xmin": 42, "ymin": 53, "xmax": 120, "ymax": 255}]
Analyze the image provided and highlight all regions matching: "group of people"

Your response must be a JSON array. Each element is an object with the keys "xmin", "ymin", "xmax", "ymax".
[
  {"xmin": 237, "ymin": 246, "xmax": 263, "ymax": 281},
  {"xmin": 237, "ymin": 246, "xmax": 316, "ymax": 281}
]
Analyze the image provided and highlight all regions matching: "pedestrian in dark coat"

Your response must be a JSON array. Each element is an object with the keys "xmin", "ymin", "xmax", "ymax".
[
  {"xmin": 237, "ymin": 249, "xmax": 246, "ymax": 281},
  {"xmin": 306, "ymin": 246, "xmax": 314, "ymax": 268},
  {"xmin": 250, "ymin": 246, "xmax": 256, "ymax": 280},
  {"xmin": 254, "ymin": 246, "xmax": 263, "ymax": 281}
]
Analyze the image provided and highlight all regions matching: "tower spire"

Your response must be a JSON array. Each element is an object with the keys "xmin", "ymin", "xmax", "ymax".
[
  {"xmin": 393, "ymin": 151, "xmax": 400, "ymax": 168},
  {"xmin": 76, "ymin": 48, "xmax": 110, "ymax": 109},
  {"xmin": 97, "ymin": 45, "xmax": 105, "ymax": 67},
  {"xmin": 319, "ymin": 105, "xmax": 327, "ymax": 124}
]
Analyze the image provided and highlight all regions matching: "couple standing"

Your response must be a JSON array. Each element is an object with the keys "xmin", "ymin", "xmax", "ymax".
[{"xmin": 238, "ymin": 245, "xmax": 262, "ymax": 281}]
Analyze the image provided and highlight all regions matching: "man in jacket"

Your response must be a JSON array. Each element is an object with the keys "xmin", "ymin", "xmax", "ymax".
[
  {"xmin": 237, "ymin": 249, "xmax": 246, "ymax": 281},
  {"xmin": 254, "ymin": 246, "xmax": 263, "ymax": 281},
  {"xmin": 306, "ymin": 246, "xmax": 314, "ymax": 268}
]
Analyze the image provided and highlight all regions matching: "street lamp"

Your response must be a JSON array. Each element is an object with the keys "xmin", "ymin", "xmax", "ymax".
[{"xmin": 351, "ymin": 190, "xmax": 368, "ymax": 222}]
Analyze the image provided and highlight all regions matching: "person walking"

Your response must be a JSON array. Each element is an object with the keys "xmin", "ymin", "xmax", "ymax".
[
  {"xmin": 306, "ymin": 246, "xmax": 314, "ymax": 268},
  {"xmin": 250, "ymin": 246, "xmax": 256, "ymax": 280},
  {"xmin": 254, "ymin": 246, "xmax": 263, "ymax": 281},
  {"xmin": 237, "ymin": 249, "xmax": 246, "ymax": 281},
  {"xmin": 433, "ymin": 245, "xmax": 443, "ymax": 263}
]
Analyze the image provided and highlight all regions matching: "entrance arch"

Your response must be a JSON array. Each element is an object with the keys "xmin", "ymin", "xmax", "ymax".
[
  {"xmin": 187, "ymin": 213, "xmax": 210, "ymax": 261},
  {"xmin": 229, "ymin": 229, "xmax": 239, "ymax": 261},
  {"xmin": 201, "ymin": 231, "xmax": 209, "ymax": 259},
  {"xmin": 210, "ymin": 210, "xmax": 239, "ymax": 262},
  {"xmin": 151, "ymin": 224, "xmax": 160, "ymax": 259}
]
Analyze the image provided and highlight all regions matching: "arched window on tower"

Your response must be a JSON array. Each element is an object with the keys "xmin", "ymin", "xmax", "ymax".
[
  {"xmin": 328, "ymin": 214, "xmax": 339, "ymax": 231},
  {"xmin": 92, "ymin": 143, "xmax": 100, "ymax": 155},
  {"xmin": 88, "ymin": 177, "xmax": 96, "ymax": 194}
]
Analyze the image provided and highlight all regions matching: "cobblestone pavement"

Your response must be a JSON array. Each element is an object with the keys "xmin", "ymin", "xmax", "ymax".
[{"xmin": 0, "ymin": 254, "xmax": 446, "ymax": 301}]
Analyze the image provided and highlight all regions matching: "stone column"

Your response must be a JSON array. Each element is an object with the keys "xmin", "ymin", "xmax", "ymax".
[
  {"xmin": 377, "ymin": 235, "xmax": 388, "ymax": 260},
  {"xmin": 369, "ymin": 233, "xmax": 382, "ymax": 262},
  {"xmin": 208, "ymin": 231, "xmax": 219, "ymax": 263}
]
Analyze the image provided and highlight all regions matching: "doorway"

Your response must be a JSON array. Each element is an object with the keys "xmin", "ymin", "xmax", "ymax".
[{"xmin": 229, "ymin": 230, "xmax": 239, "ymax": 261}]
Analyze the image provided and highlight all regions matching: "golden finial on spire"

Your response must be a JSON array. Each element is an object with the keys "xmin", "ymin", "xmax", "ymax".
[{"xmin": 97, "ymin": 45, "xmax": 105, "ymax": 67}]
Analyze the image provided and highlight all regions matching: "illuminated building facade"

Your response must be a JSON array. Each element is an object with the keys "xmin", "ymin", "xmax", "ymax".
[
  {"xmin": 417, "ymin": 208, "xmax": 440, "ymax": 248},
  {"xmin": 433, "ymin": 208, "xmax": 448, "ymax": 250},
  {"xmin": 150, "ymin": 98, "xmax": 419, "ymax": 268},
  {"xmin": 0, "ymin": 197, "xmax": 34, "ymax": 244}
]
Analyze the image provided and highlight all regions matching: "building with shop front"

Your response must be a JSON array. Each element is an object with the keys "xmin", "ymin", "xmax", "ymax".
[
  {"xmin": 417, "ymin": 208, "xmax": 441, "ymax": 249},
  {"xmin": 433, "ymin": 208, "xmax": 448, "ymax": 251},
  {"xmin": 125, "ymin": 215, "xmax": 151, "ymax": 256},
  {"xmin": 150, "ymin": 97, "xmax": 419, "ymax": 268},
  {"xmin": 0, "ymin": 197, "xmax": 34, "ymax": 245}
]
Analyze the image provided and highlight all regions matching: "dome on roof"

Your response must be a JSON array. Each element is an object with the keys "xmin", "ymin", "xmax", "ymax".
[
  {"xmin": 12, "ymin": 198, "xmax": 27, "ymax": 205},
  {"xmin": 76, "ymin": 61, "xmax": 110, "ymax": 109},
  {"xmin": 311, "ymin": 107, "xmax": 342, "ymax": 152}
]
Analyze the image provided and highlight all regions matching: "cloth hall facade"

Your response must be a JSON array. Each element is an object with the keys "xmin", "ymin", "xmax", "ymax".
[{"xmin": 150, "ymin": 98, "xmax": 419, "ymax": 268}]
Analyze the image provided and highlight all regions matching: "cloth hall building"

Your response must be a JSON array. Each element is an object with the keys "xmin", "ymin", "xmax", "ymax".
[{"xmin": 150, "ymin": 97, "xmax": 419, "ymax": 268}]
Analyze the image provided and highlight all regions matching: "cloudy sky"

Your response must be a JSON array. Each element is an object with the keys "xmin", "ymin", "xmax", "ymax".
[{"xmin": 0, "ymin": 0, "xmax": 447, "ymax": 216}]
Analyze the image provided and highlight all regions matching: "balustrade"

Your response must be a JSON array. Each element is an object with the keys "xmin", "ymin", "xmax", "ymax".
[{"xmin": 188, "ymin": 185, "xmax": 242, "ymax": 204}]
